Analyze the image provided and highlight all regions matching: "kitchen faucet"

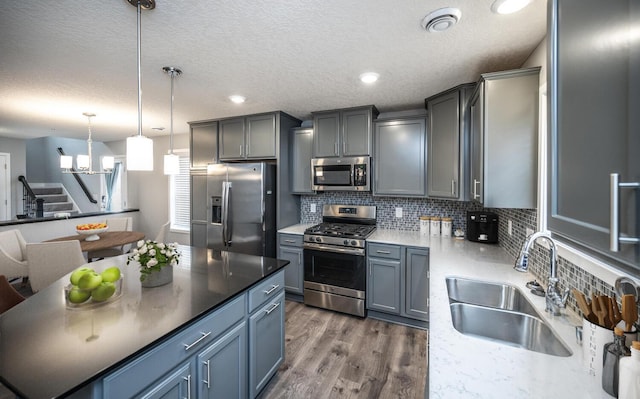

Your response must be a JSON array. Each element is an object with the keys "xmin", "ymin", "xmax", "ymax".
[{"xmin": 514, "ymin": 231, "xmax": 569, "ymax": 316}]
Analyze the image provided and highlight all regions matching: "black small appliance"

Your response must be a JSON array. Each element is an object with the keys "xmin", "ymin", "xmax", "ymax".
[{"xmin": 466, "ymin": 211, "xmax": 499, "ymax": 243}]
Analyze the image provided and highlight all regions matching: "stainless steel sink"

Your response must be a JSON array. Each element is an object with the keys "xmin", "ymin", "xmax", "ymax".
[
  {"xmin": 449, "ymin": 303, "xmax": 572, "ymax": 357},
  {"xmin": 446, "ymin": 277, "xmax": 539, "ymax": 317},
  {"xmin": 445, "ymin": 277, "xmax": 572, "ymax": 357}
]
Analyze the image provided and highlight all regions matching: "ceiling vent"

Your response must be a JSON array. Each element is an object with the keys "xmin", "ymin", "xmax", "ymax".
[{"xmin": 421, "ymin": 7, "xmax": 462, "ymax": 33}]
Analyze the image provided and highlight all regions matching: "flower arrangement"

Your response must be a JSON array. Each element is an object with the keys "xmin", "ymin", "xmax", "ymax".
[{"xmin": 127, "ymin": 240, "xmax": 181, "ymax": 282}]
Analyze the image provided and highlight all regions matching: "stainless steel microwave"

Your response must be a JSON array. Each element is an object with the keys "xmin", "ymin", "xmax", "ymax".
[{"xmin": 311, "ymin": 156, "xmax": 370, "ymax": 192}]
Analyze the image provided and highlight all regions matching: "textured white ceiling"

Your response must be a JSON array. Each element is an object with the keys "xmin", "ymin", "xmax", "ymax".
[{"xmin": 0, "ymin": 0, "xmax": 547, "ymax": 142}]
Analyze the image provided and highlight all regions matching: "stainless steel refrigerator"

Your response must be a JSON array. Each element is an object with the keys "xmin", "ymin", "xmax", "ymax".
[{"xmin": 206, "ymin": 162, "xmax": 276, "ymax": 258}]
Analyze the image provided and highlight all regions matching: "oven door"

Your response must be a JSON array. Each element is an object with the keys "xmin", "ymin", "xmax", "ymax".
[{"xmin": 303, "ymin": 244, "xmax": 365, "ymax": 292}]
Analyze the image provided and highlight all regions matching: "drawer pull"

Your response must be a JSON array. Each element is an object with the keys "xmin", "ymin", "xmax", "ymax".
[
  {"xmin": 264, "ymin": 284, "xmax": 280, "ymax": 295},
  {"xmin": 203, "ymin": 360, "xmax": 211, "ymax": 388},
  {"xmin": 376, "ymin": 250, "xmax": 391, "ymax": 254},
  {"xmin": 183, "ymin": 331, "xmax": 211, "ymax": 351},
  {"xmin": 265, "ymin": 302, "xmax": 280, "ymax": 315},
  {"xmin": 284, "ymin": 239, "xmax": 296, "ymax": 243}
]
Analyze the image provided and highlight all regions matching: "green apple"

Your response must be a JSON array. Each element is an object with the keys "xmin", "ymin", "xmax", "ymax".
[
  {"xmin": 67, "ymin": 287, "xmax": 91, "ymax": 304},
  {"xmin": 77, "ymin": 271, "xmax": 102, "ymax": 291},
  {"xmin": 91, "ymin": 282, "xmax": 116, "ymax": 302},
  {"xmin": 70, "ymin": 267, "xmax": 94, "ymax": 286},
  {"xmin": 101, "ymin": 266, "xmax": 121, "ymax": 283}
]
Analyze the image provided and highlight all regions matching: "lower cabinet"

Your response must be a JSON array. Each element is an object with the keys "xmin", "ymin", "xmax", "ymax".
[
  {"xmin": 277, "ymin": 233, "xmax": 304, "ymax": 295},
  {"xmin": 367, "ymin": 243, "xmax": 429, "ymax": 323},
  {"xmin": 95, "ymin": 270, "xmax": 285, "ymax": 399},
  {"xmin": 249, "ymin": 291, "xmax": 285, "ymax": 398}
]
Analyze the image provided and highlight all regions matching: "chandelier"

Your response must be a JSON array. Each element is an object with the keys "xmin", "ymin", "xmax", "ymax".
[{"xmin": 60, "ymin": 113, "xmax": 114, "ymax": 174}]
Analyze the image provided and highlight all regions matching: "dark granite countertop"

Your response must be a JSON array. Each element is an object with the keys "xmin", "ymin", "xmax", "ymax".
[{"xmin": 0, "ymin": 246, "xmax": 288, "ymax": 399}]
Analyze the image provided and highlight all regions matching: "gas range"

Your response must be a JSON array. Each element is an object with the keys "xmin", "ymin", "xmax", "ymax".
[{"xmin": 303, "ymin": 205, "xmax": 377, "ymax": 251}]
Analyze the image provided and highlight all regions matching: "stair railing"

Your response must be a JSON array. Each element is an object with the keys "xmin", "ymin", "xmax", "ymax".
[
  {"xmin": 18, "ymin": 175, "xmax": 44, "ymax": 218},
  {"xmin": 56, "ymin": 147, "xmax": 98, "ymax": 204}
]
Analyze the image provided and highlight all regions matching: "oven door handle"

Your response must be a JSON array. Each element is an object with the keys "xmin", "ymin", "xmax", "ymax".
[{"xmin": 304, "ymin": 243, "xmax": 365, "ymax": 256}]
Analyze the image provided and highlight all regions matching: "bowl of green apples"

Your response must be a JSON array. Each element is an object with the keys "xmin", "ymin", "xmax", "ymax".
[{"xmin": 65, "ymin": 266, "xmax": 123, "ymax": 309}]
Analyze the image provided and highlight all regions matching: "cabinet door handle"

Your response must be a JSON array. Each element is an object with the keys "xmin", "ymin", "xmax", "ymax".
[
  {"xmin": 609, "ymin": 173, "xmax": 640, "ymax": 251},
  {"xmin": 239, "ymin": 145, "xmax": 243, "ymax": 156},
  {"xmin": 451, "ymin": 180, "xmax": 456, "ymax": 196},
  {"xmin": 343, "ymin": 141, "xmax": 346, "ymax": 155},
  {"xmin": 183, "ymin": 331, "xmax": 212, "ymax": 351},
  {"xmin": 376, "ymin": 250, "xmax": 391, "ymax": 254},
  {"xmin": 265, "ymin": 301, "xmax": 280, "ymax": 315},
  {"xmin": 183, "ymin": 374, "xmax": 192, "ymax": 399},
  {"xmin": 298, "ymin": 253, "xmax": 301, "ymax": 264},
  {"xmin": 334, "ymin": 142, "xmax": 338, "ymax": 155},
  {"xmin": 203, "ymin": 360, "xmax": 211, "ymax": 389},
  {"xmin": 246, "ymin": 144, "xmax": 249, "ymax": 157},
  {"xmin": 473, "ymin": 179, "xmax": 481, "ymax": 199},
  {"xmin": 264, "ymin": 284, "xmax": 280, "ymax": 295}
]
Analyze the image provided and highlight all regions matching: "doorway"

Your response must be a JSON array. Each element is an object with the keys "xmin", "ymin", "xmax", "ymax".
[
  {"xmin": 0, "ymin": 153, "xmax": 10, "ymax": 220},
  {"xmin": 101, "ymin": 156, "xmax": 127, "ymax": 212}
]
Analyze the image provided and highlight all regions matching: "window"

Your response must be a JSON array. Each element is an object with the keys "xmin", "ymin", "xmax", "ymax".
[{"xmin": 169, "ymin": 151, "xmax": 190, "ymax": 231}]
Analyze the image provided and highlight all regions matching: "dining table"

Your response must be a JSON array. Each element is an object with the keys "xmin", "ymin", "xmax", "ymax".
[{"xmin": 45, "ymin": 231, "xmax": 145, "ymax": 252}]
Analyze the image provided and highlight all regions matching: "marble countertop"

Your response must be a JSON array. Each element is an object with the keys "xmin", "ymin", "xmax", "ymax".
[
  {"xmin": 281, "ymin": 225, "xmax": 615, "ymax": 398},
  {"xmin": 0, "ymin": 247, "xmax": 288, "ymax": 399},
  {"xmin": 278, "ymin": 223, "xmax": 315, "ymax": 235}
]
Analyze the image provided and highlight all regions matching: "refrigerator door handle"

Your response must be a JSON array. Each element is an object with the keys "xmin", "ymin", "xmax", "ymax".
[
  {"xmin": 221, "ymin": 181, "xmax": 229, "ymax": 246},
  {"xmin": 226, "ymin": 182, "xmax": 233, "ymax": 246}
]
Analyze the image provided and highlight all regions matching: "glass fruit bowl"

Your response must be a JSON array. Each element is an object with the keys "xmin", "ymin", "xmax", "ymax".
[
  {"xmin": 76, "ymin": 226, "xmax": 108, "ymax": 241},
  {"xmin": 65, "ymin": 276, "xmax": 123, "ymax": 310}
]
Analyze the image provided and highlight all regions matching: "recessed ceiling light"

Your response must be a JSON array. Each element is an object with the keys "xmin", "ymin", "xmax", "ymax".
[
  {"xmin": 491, "ymin": 0, "xmax": 532, "ymax": 14},
  {"xmin": 359, "ymin": 72, "xmax": 380, "ymax": 84},
  {"xmin": 229, "ymin": 95, "xmax": 246, "ymax": 104},
  {"xmin": 421, "ymin": 7, "xmax": 462, "ymax": 33}
]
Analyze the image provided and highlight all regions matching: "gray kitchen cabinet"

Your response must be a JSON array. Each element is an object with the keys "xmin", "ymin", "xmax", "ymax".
[
  {"xmin": 374, "ymin": 117, "xmax": 426, "ymax": 197},
  {"xmin": 139, "ymin": 362, "xmax": 194, "ymax": 399},
  {"xmin": 189, "ymin": 120, "xmax": 218, "ymax": 168},
  {"xmin": 403, "ymin": 247, "xmax": 429, "ymax": 321},
  {"xmin": 367, "ymin": 243, "xmax": 429, "ymax": 324},
  {"xmin": 197, "ymin": 322, "xmax": 247, "ymax": 399},
  {"xmin": 290, "ymin": 127, "xmax": 314, "ymax": 194},
  {"xmin": 249, "ymin": 286, "xmax": 285, "ymax": 398},
  {"xmin": 426, "ymin": 84, "xmax": 475, "ymax": 200},
  {"xmin": 548, "ymin": 0, "xmax": 639, "ymax": 270},
  {"xmin": 219, "ymin": 114, "xmax": 277, "ymax": 160},
  {"xmin": 277, "ymin": 233, "xmax": 304, "ymax": 295},
  {"xmin": 190, "ymin": 173, "xmax": 207, "ymax": 247},
  {"xmin": 469, "ymin": 67, "xmax": 540, "ymax": 208},
  {"xmin": 312, "ymin": 105, "xmax": 379, "ymax": 158}
]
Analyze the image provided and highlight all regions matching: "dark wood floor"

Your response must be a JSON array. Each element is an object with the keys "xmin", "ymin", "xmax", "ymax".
[{"xmin": 259, "ymin": 300, "xmax": 428, "ymax": 399}]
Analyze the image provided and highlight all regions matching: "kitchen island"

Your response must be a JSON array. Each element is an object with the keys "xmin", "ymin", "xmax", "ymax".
[{"xmin": 0, "ymin": 246, "xmax": 288, "ymax": 399}]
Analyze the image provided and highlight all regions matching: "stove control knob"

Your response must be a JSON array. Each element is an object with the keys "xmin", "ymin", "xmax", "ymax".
[
  {"xmin": 343, "ymin": 240, "xmax": 349, "ymax": 245},
  {"xmin": 351, "ymin": 240, "xmax": 357, "ymax": 246},
  {"xmin": 315, "ymin": 237, "xmax": 322, "ymax": 243}
]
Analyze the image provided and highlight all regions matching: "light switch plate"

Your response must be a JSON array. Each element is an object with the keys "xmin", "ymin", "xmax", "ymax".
[
  {"xmin": 310, "ymin": 204, "xmax": 316, "ymax": 213},
  {"xmin": 395, "ymin": 207, "xmax": 403, "ymax": 218}
]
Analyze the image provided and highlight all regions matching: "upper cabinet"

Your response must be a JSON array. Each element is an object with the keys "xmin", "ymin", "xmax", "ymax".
[
  {"xmin": 312, "ymin": 105, "xmax": 379, "ymax": 158},
  {"xmin": 189, "ymin": 120, "xmax": 218, "ymax": 168},
  {"xmin": 374, "ymin": 117, "xmax": 426, "ymax": 197},
  {"xmin": 469, "ymin": 67, "xmax": 540, "ymax": 208},
  {"xmin": 290, "ymin": 127, "xmax": 314, "ymax": 194},
  {"xmin": 549, "ymin": 0, "xmax": 639, "ymax": 270},
  {"xmin": 425, "ymin": 84, "xmax": 475, "ymax": 200},
  {"xmin": 219, "ymin": 113, "xmax": 277, "ymax": 160}
]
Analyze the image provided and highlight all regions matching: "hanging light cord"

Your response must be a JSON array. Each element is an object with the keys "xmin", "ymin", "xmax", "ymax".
[
  {"xmin": 136, "ymin": 1, "xmax": 143, "ymax": 138},
  {"xmin": 163, "ymin": 66, "xmax": 182, "ymax": 156}
]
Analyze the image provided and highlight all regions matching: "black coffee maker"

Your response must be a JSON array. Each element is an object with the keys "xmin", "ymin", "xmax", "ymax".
[{"xmin": 466, "ymin": 211, "xmax": 499, "ymax": 243}]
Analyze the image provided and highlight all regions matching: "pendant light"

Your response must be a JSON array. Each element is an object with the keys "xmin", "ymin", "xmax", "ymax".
[
  {"xmin": 125, "ymin": 0, "xmax": 155, "ymax": 171},
  {"xmin": 60, "ymin": 113, "xmax": 114, "ymax": 175},
  {"xmin": 163, "ymin": 66, "xmax": 182, "ymax": 175}
]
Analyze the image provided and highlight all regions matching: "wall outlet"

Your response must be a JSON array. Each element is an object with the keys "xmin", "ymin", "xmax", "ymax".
[
  {"xmin": 508, "ymin": 220, "xmax": 513, "ymax": 236},
  {"xmin": 526, "ymin": 227, "xmax": 534, "ymax": 237},
  {"xmin": 395, "ymin": 207, "xmax": 403, "ymax": 218},
  {"xmin": 310, "ymin": 203, "xmax": 316, "ymax": 213}
]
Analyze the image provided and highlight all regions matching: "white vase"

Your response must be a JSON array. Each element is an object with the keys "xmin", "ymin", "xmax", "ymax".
[{"xmin": 141, "ymin": 264, "xmax": 173, "ymax": 288}]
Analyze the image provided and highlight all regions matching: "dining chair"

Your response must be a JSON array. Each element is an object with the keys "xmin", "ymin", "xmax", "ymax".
[
  {"xmin": 0, "ymin": 229, "xmax": 29, "ymax": 281},
  {"xmin": 87, "ymin": 217, "xmax": 133, "ymax": 261},
  {"xmin": 0, "ymin": 274, "xmax": 26, "ymax": 314},
  {"xmin": 26, "ymin": 240, "xmax": 86, "ymax": 293},
  {"xmin": 155, "ymin": 221, "xmax": 171, "ymax": 242}
]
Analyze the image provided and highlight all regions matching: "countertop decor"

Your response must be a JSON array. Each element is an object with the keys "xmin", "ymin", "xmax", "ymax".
[{"xmin": 127, "ymin": 240, "xmax": 180, "ymax": 284}]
